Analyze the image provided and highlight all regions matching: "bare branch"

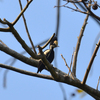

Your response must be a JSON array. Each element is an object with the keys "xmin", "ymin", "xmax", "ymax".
[
  {"xmin": 68, "ymin": 50, "xmax": 74, "ymax": 75},
  {"xmin": 5, "ymin": 21, "xmax": 42, "ymax": 59},
  {"xmin": 18, "ymin": 0, "xmax": 37, "ymax": 54},
  {"xmin": 61, "ymin": 54, "xmax": 74, "ymax": 79},
  {"xmin": 0, "ymin": 63, "xmax": 53, "ymax": 80},
  {"xmin": 65, "ymin": 0, "xmax": 83, "ymax": 3},
  {"xmin": 0, "ymin": 27, "xmax": 10, "ymax": 32},
  {"xmin": 41, "ymin": 33, "xmax": 55, "ymax": 49},
  {"xmin": 96, "ymin": 76, "xmax": 100, "ymax": 90},
  {"xmin": 0, "ymin": 43, "xmax": 67, "ymax": 76},
  {"xmin": 3, "ymin": 38, "xmax": 49, "ymax": 69},
  {"xmin": 0, "ymin": 62, "xmax": 100, "ymax": 99},
  {"xmin": 1, "ymin": 44, "xmax": 100, "ymax": 99},
  {"xmin": 12, "ymin": 0, "xmax": 33, "ymax": 25},
  {"xmin": 72, "ymin": 12, "xmax": 89, "ymax": 77},
  {"xmin": 0, "ymin": 40, "xmax": 8, "ymax": 47},
  {"xmin": 82, "ymin": 1, "xmax": 100, "ymax": 21},
  {"xmin": 54, "ymin": 5, "xmax": 90, "ymax": 15},
  {"xmin": 0, "ymin": 43, "xmax": 38, "ymax": 67},
  {"xmin": 82, "ymin": 40, "xmax": 100, "ymax": 84}
]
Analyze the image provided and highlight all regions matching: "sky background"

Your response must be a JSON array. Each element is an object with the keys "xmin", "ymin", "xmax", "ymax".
[{"xmin": 0, "ymin": 0, "xmax": 100, "ymax": 100}]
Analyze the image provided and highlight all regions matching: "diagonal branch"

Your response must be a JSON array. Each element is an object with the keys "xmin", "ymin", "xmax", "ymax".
[
  {"xmin": 4, "ymin": 20, "xmax": 42, "ymax": 59},
  {"xmin": 61, "ymin": 54, "xmax": 74, "ymax": 79},
  {"xmin": 12, "ymin": 0, "xmax": 33, "ymax": 25},
  {"xmin": 82, "ymin": 40, "xmax": 100, "ymax": 84},
  {"xmin": 41, "ymin": 33, "xmax": 55, "ymax": 49},
  {"xmin": 0, "ymin": 43, "xmax": 38, "ymax": 67},
  {"xmin": 18, "ymin": 0, "xmax": 37, "ymax": 54},
  {"xmin": 72, "ymin": 12, "xmax": 89, "ymax": 77}
]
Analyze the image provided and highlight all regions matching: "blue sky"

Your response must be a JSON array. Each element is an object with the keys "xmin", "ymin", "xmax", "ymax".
[{"xmin": 0, "ymin": 0, "xmax": 100, "ymax": 100}]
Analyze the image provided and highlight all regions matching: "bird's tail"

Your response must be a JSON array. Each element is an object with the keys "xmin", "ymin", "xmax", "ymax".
[{"xmin": 37, "ymin": 61, "xmax": 45, "ymax": 73}]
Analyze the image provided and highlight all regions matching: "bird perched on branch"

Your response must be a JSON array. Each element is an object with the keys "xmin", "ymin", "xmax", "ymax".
[{"xmin": 37, "ymin": 37, "xmax": 58, "ymax": 73}]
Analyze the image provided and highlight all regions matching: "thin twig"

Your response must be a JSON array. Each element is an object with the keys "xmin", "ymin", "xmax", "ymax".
[
  {"xmin": 61, "ymin": 54, "xmax": 70, "ymax": 72},
  {"xmin": 72, "ymin": 2, "xmax": 78, "ymax": 9},
  {"xmin": 0, "ymin": 19, "xmax": 10, "ymax": 32},
  {"xmin": 68, "ymin": 50, "xmax": 74, "ymax": 75},
  {"xmin": 18, "ymin": 0, "xmax": 37, "ymax": 54},
  {"xmin": 12, "ymin": 0, "xmax": 33, "ymax": 25},
  {"xmin": 64, "ymin": 0, "xmax": 83, "ymax": 3},
  {"xmin": 82, "ymin": 40, "xmax": 100, "ymax": 84},
  {"xmin": 0, "ymin": 40, "xmax": 8, "ymax": 47},
  {"xmin": 41, "ymin": 33, "xmax": 55, "ymax": 49},
  {"xmin": 54, "ymin": 5, "xmax": 90, "ymax": 15},
  {"xmin": 96, "ymin": 76, "xmax": 100, "ymax": 90},
  {"xmin": 72, "ymin": 11, "xmax": 89, "ymax": 77},
  {"xmin": 0, "ymin": 19, "xmax": 8, "ymax": 24},
  {"xmin": 61, "ymin": 54, "xmax": 74, "ymax": 79}
]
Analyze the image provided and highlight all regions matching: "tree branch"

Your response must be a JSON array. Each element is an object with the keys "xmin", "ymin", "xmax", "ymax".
[
  {"xmin": 0, "ymin": 44, "xmax": 100, "ymax": 99},
  {"xmin": 96, "ymin": 76, "xmax": 100, "ymax": 90},
  {"xmin": 0, "ymin": 43, "xmax": 38, "ymax": 67},
  {"xmin": 54, "ymin": 5, "xmax": 90, "ymax": 15},
  {"xmin": 82, "ymin": 0, "xmax": 100, "ymax": 21},
  {"xmin": 0, "ymin": 43, "xmax": 67, "ymax": 76},
  {"xmin": 8, "ymin": 24, "xmax": 42, "ymax": 59},
  {"xmin": 72, "ymin": 12, "xmax": 89, "ymax": 77},
  {"xmin": 82, "ymin": 40, "xmax": 100, "ymax": 84},
  {"xmin": 18, "ymin": 0, "xmax": 37, "ymax": 54},
  {"xmin": 61, "ymin": 54, "xmax": 74, "ymax": 79},
  {"xmin": 0, "ymin": 63, "xmax": 100, "ymax": 99},
  {"xmin": 0, "ymin": 63, "xmax": 53, "ymax": 80},
  {"xmin": 0, "ymin": 27, "xmax": 10, "ymax": 32},
  {"xmin": 41, "ymin": 33, "xmax": 55, "ymax": 49},
  {"xmin": 12, "ymin": 0, "xmax": 33, "ymax": 25}
]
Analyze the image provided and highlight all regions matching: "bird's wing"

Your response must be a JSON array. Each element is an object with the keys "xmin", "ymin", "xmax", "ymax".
[{"xmin": 44, "ymin": 49, "xmax": 51, "ymax": 59}]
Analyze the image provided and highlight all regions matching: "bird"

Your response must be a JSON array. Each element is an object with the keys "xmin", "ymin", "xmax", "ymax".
[{"xmin": 37, "ymin": 37, "xmax": 58, "ymax": 73}]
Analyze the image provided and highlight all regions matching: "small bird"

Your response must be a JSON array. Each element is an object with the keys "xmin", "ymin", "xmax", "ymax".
[{"xmin": 37, "ymin": 37, "xmax": 58, "ymax": 73}]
